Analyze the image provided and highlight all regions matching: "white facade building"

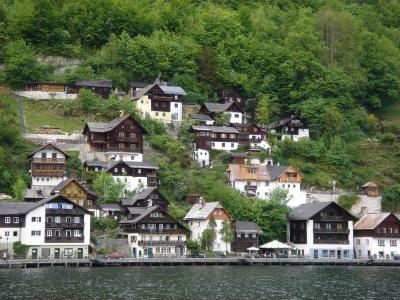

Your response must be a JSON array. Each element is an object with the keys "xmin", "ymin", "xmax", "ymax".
[
  {"xmin": 354, "ymin": 213, "xmax": 400, "ymax": 259},
  {"xmin": 282, "ymin": 128, "xmax": 310, "ymax": 142},
  {"xmin": 288, "ymin": 202, "xmax": 356, "ymax": 259},
  {"xmin": 192, "ymin": 149, "xmax": 210, "ymax": 167},
  {"xmin": 184, "ymin": 202, "xmax": 232, "ymax": 253},
  {"xmin": 227, "ymin": 164, "xmax": 307, "ymax": 208},
  {"xmin": 0, "ymin": 195, "xmax": 91, "ymax": 259}
]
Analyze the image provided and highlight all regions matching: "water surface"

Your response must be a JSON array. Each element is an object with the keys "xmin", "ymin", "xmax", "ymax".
[{"xmin": 0, "ymin": 266, "xmax": 399, "ymax": 299}]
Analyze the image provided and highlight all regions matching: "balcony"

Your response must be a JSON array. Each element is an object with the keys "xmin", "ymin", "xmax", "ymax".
[
  {"xmin": 46, "ymin": 208, "xmax": 85, "ymax": 215},
  {"xmin": 318, "ymin": 216, "xmax": 347, "ymax": 221},
  {"xmin": 104, "ymin": 147, "xmax": 141, "ymax": 153},
  {"xmin": 138, "ymin": 240, "xmax": 186, "ymax": 246},
  {"xmin": 117, "ymin": 136, "xmax": 140, "ymax": 143},
  {"xmin": 313, "ymin": 228, "xmax": 349, "ymax": 234},
  {"xmin": 314, "ymin": 239, "xmax": 349, "ymax": 245},
  {"xmin": 46, "ymin": 222, "xmax": 84, "ymax": 228},
  {"xmin": 45, "ymin": 236, "xmax": 84, "ymax": 243},
  {"xmin": 32, "ymin": 158, "xmax": 66, "ymax": 164},
  {"xmin": 31, "ymin": 170, "xmax": 66, "ymax": 177},
  {"xmin": 245, "ymin": 185, "xmax": 257, "ymax": 190},
  {"xmin": 121, "ymin": 228, "xmax": 186, "ymax": 234}
]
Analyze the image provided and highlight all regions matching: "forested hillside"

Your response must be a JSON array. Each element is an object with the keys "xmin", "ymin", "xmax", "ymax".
[{"xmin": 0, "ymin": 0, "xmax": 400, "ymax": 206}]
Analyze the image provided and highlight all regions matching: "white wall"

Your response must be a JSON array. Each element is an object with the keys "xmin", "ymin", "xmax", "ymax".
[
  {"xmin": 32, "ymin": 176, "xmax": 66, "ymax": 187},
  {"xmin": 15, "ymin": 91, "xmax": 77, "ymax": 100},
  {"xmin": 106, "ymin": 152, "xmax": 143, "ymax": 162},
  {"xmin": 229, "ymin": 112, "xmax": 243, "ymax": 124},
  {"xmin": 211, "ymin": 141, "xmax": 238, "ymax": 151},
  {"xmin": 32, "ymin": 148, "xmax": 66, "ymax": 159},
  {"xmin": 21, "ymin": 207, "xmax": 46, "ymax": 246},
  {"xmin": 113, "ymin": 175, "xmax": 149, "ymax": 192},
  {"xmin": 282, "ymin": 128, "xmax": 309, "ymax": 142},
  {"xmin": 192, "ymin": 149, "xmax": 210, "ymax": 167},
  {"xmin": 354, "ymin": 237, "xmax": 400, "ymax": 259},
  {"xmin": 170, "ymin": 102, "xmax": 182, "ymax": 122}
]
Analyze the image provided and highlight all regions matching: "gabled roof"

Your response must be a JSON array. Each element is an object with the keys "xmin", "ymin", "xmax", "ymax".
[
  {"xmin": 1, "ymin": 194, "xmax": 92, "ymax": 215},
  {"xmin": 83, "ymin": 115, "xmax": 147, "ymax": 134},
  {"xmin": 121, "ymin": 187, "xmax": 157, "ymax": 206},
  {"xmin": 184, "ymin": 202, "xmax": 222, "ymax": 220},
  {"xmin": 235, "ymin": 221, "xmax": 263, "ymax": 234},
  {"xmin": 159, "ymin": 85, "xmax": 186, "ymax": 96},
  {"xmin": 75, "ymin": 80, "xmax": 112, "ymax": 88},
  {"xmin": 99, "ymin": 203, "xmax": 121, "ymax": 211},
  {"xmin": 127, "ymin": 207, "xmax": 148, "ymax": 215},
  {"xmin": 202, "ymin": 101, "xmax": 244, "ymax": 114},
  {"xmin": 51, "ymin": 178, "xmax": 98, "ymax": 198},
  {"xmin": 289, "ymin": 201, "xmax": 356, "ymax": 221},
  {"xmin": 192, "ymin": 125, "xmax": 239, "ymax": 134},
  {"xmin": 354, "ymin": 213, "xmax": 398, "ymax": 230},
  {"xmin": 227, "ymin": 164, "xmax": 291, "ymax": 181},
  {"xmin": 107, "ymin": 160, "xmax": 159, "ymax": 171},
  {"xmin": 25, "ymin": 185, "xmax": 54, "ymax": 200},
  {"xmin": 220, "ymin": 89, "xmax": 243, "ymax": 100},
  {"xmin": 28, "ymin": 143, "xmax": 69, "ymax": 158},
  {"xmin": 84, "ymin": 160, "xmax": 110, "ymax": 168},
  {"xmin": 361, "ymin": 181, "xmax": 378, "ymax": 188},
  {"xmin": 129, "ymin": 81, "xmax": 150, "ymax": 88},
  {"xmin": 269, "ymin": 115, "xmax": 306, "ymax": 129}
]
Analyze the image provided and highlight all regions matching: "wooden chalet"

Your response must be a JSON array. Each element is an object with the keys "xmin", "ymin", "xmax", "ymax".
[
  {"xmin": 270, "ymin": 115, "xmax": 308, "ymax": 138},
  {"xmin": 23, "ymin": 82, "xmax": 73, "ymax": 93},
  {"xmin": 231, "ymin": 221, "xmax": 263, "ymax": 253},
  {"xmin": 220, "ymin": 90, "xmax": 247, "ymax": 111},
  {"xmin": 120, "ymin": 187, "xmax": 168, "ymax": 212},
  {"xmin": 82, "ymin": 112, "xmax": 146, "ymax": 153},
  {"xmin": 191, "ymin": 125, "xmax": 239, "ymax": 151},
  {"xmin": 199, "ymin": 101, "xmax": 244, "ymax": 119},
  {"xmin": 361, "ymin": 182, "xmax": 379, "ymax": 197},
  {"xmin": 233, "ymin": 123, "xmax": 266, "ymax": 149}
]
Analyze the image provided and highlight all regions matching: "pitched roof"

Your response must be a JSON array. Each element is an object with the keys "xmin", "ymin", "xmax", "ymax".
[
  {"xmin": 75, "ymin": 80, "xmax": 112, "ymax": 87},
  {"xmin": 51, "ymin": 178, "xmax": 97, "ymax": 197},
  {"xmin": 25, "ymin": 185, "xmax": 54, "ymax": 199},
  {"xmin": 127, "ymin": 207, "xmax": 148, "ymax": 215},
  {"xmin": 235, "ymin": 221, "xmax": 263, "ymax": 234},
  {"xmin": 83, "ymin": 115, "xmax": 146, "ymax": 134},
  {"xmin": 184, "ymin": 202, "xmax": 220, "ymax": 220},
  {"xmin": 202, "ymin": 101, "xmax": 243, "ymax": 113},
  {"xmin": 361, "ymin": 181, "xmax": 378, "ymax": 188},
  {"xmin": 121, "ymin": 187, "xmax": 157, "ymax": 206},
  {"xmin": 119, "ymin": 206, "xmax": 158, "ymax": 224},
  {"xmin": 129, "ymin": 81, "xmax": 150, "ymax": 88},
  {"xmin": 288, "ymin": 201, "xmax": 357, "ymax": 221},
  {"xmin": 84, "ymin": 160, "xmax": 110, "ymax": 168},
  {"xmin": 191, "ymin": 114, "xmax": 213, "ymax": 122},
  {"xmin": 354, "ymin": 213, "xmax": 396, "ymax": 230},
  {"xmin": 159, "ymin": 85, "xmax": 186, "ymax": 96},
  {"xmin": 192, "ymin": 125, "xmax": 239, "ymax": 134},
  {"xmin": 227, "ymin": 164, "xmax": 290, "ymax": 181},
  {"xmin": 28, "ymin": 143, "xmax": 69, "ymax": 158},
  {"xmin": 99, "ymin": 203, "xmax": 121, "ymax": 211},
  {"xmin": 107, "ymin": 160, "xmax": 159, "ymax": 171},
  {"xmin": 269, "ymin": 115, "xmax": 306, "ymax": 129}
]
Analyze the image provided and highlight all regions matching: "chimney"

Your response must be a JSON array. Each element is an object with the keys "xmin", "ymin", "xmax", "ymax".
[
  {"xmin": 198, "ymin": 197, "xmax": 205, "ymax": 206},
  {"xmin": 119, "ymin": 110, "xmax": 124, "ymax": 118}
]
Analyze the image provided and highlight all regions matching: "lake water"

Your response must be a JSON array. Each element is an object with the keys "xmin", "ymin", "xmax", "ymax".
[{"xmin": 0, "ymin": 266, "xmax": 399, "ymax": 299}]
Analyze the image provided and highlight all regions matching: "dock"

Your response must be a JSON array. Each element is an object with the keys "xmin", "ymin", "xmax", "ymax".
[{"xmin": 2, "ymin": 258, "xmax": 400, "ymax": 268}]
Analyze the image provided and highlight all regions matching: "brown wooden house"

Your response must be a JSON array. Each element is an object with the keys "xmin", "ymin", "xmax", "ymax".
[
  {"xmin": 220, "ymin": 90, "xmax": 247, "ymax": 111},
  {"xmin": 82, "ymin": 112, "xmax": 146, "ymax": 153},
  {"xmin": 74, "ymin": 80, "xmax": 112, "ymax": 98},
  {"xmin": 191, "ymin": 125, "xmax": 239, "ymax": 151},
  {"xmin": 120, "ymin": 187, "xmax": 168, "ymax": 213},
  {"xmin": 231, "ymin": 221, "xmax": 263, "ymax": 253}
]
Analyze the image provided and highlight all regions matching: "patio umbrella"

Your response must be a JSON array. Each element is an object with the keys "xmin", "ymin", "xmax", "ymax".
[
  {"xmin": 247, "ymin": 247, "xmax": 260, "ymax": 251},
  {"xmin": 259, "ymin": 240, "xmax": 292, "ymax": 249}
]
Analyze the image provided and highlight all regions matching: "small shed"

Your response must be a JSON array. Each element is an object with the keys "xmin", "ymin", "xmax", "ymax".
[{"xmin": 361, "ymin": 182, "xmax": 379, "ymax": 197}]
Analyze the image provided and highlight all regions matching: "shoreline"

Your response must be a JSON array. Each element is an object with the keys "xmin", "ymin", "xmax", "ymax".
[{"xmin": 1, "ymin": 257, "xmax": 400, "ymax": 269}]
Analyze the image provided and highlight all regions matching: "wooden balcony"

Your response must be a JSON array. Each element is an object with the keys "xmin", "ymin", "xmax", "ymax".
[
  {"xmin": 46, "ymin": 222, "xmax": 84, "ymax": 229},
  {"xmin": 46, "ymin": 208, "xmax": 85, "ymax": 215},
  {"xmin": 31, "ymin": 170, "xmax": 65, "ymax": 177},
  {"xmin": 245, "ymin": 184, "xmax": 257, "ymax": 190},
  {"xmin": 313, "ymin": 228, "xmax": 349, "ymax": 234},
  {"xmin": 32, "ymin": 158, "xmax": 66, "ymax": 164},
  {"xmin": 45, "ymin": 236, "xmax": 85, "ymax": 243},
  {"xmin": 117, "ymin": 136, "xmax": 140, "ymax": 143},
  {"xmin": 314, "ymin": 239, "xmax": 349, "ymax": 245},
  {"xmin": 120, "ymin": 228, "xmax": 186, "ymax": 234},
  {"xmin": 138, "ymin": 240, "xmax": 186, "ymax": 246}
]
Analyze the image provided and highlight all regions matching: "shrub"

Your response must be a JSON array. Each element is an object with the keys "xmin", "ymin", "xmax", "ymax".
[
  {"xmin": 13, "ymin": 241, "xmax": 29, "ymax": 258},
  {"xmin": 338, "ymin": 194, "xmax": 360, "ymax": 211},
  {"xmin": 380, "ymin": 133, "xmax": 397, "ymax": 145}
]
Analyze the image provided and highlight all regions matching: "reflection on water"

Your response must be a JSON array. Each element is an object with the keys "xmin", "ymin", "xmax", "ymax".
[{"xmin": 0, "ymin": 265, "xmax": 399, "ymax": 299}]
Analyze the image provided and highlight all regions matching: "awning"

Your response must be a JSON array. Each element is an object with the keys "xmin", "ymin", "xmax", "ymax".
[
  {"xmin": 259, "ymin": 240, "xmax": 292, "ymax": 249},
  {"xmin": 247, "ymin": 247, "xmax": 260, "ymax": 251}
]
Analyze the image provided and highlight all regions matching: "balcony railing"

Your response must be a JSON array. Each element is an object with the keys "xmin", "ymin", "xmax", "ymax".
[
  {"xmin": 46, "ymin": 208, "xmax": 85, "ymax": 215},
  {"xmin": 244, "ymin": 185, "xmax": 257, "ymax": 190},
  {"xmin": 45, "ymin": 236, "xmax": 84, "ymax": 243},
  {"xmin": 46, "ymin": 222, "xmax": 84, "ymax": 228},
  {"xmin": 104, "ymin": 147, "xmax": 141, "ymax": 153},
  {"xmin": 117, "ymin": 136, "xmax": 140, "ymax": 143},
  {"xmin": 120, "ymin": 228, "xmax": 186, "ymax": 234},
  {"xmin": 138, "ymin": 240, "xmax": 186, "ymax": 246},
  {"xmin": 31, "ymin": 170, "xmax": 66, "ymax": 176},
  {"xmin": 32, "ymin": 158, "xmax": 66, "ymax": 163},
  {"xmin": 313, "ymin": 239, "xmax": 349, "ymax": 244},
  {"xmin": 313, "ymin": 228, "xmax": 349, "ymax": 233},
  {"xmin": 317, "ymin": 216, "xmax": 347, "ymax": 221}
]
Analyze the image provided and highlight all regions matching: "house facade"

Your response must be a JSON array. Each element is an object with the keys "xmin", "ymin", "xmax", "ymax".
[
  {"xmin": 220, "ymin": 90, "xmax": 247, "ymax": 111},
  {"xmin": 192, "ymin": 125, "xmax": 239, "ymax": 152},
  {"xmin": 231, "ymin": 221, "xmax": 263, "ymax": 253},
  {"xmin": 354, "ymin": 213, "xmax": 400, "ymax": 259},
  {"xmin": 83, "ymin": 113, "xmax": 146, "ymax": 162},
  {"xmin": 184, "ymin": 201, "xmax": 232, "ymax": 253},
  {"xmin": 121, "ymin": 187, "xmax": 169, "ymax": 212},
  {"xmin": 74, "ymin": 80, "xmax": 112, "ymax": 99},
  {"xmin": 226, "ymin": 164, "xmax": 306, "ymax": 208},
  {"xmin": 270, "ymin": 116, "xmax": 309, "ymax": 141},
  {"xmin": 133, "ymin": 82, "xmax": 186, "ymax": 123},
  {"xmin": 199, "ymin": 102, "xmax": 244, "ymax": 124},
  {"xmin": 28, "ymin": 143, "xmax": 69, "ymax": 187},
  {"xmin": 119, "ymin": 206, "xmax": 189, "ymax": 258},
  {"xmin": 288, "ymin": 202, "xmax": 356, "ymax": 259},
  {"xmin": 0, "ymin": 195, "xmax": 91, "ymax": 259},
  {"xmin": 233, "ymin": 123, "xmax": 269, "ymax": 151}
]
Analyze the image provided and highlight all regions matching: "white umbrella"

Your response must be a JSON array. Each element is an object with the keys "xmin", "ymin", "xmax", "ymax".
[
  {"xmin": 259, "ymin": 240, "xmax": 292, "ymax": 249},
  {"xmin": 247, "ymin": 247, "xmax": 260, "ymax": 251}
]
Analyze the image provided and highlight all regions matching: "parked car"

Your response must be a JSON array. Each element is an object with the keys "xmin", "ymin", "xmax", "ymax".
[
  {"xmin": 191, "ymin": 252, "xmax": 206, "ymax": 258},
  {"xmin": 105, "ymin": 252, "xmax": 124, "ymax": 259}
]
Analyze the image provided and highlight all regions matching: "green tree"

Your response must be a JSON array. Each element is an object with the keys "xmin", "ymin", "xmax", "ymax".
[
  {"xmin": 200, "ymin": 217, "xmax": 217, "ymax": 251},
  {"xmin": 256, "ymin": 95, "xmax": 270, "ymax": 125},
  {"xmin": 219, "ymin": 220, "xmax": 234, "ymax": 254},
  {"xmin": 382, "ymin": 184, "xmax": 400, "ymax": 212},
  {"xmin": 266, "ymin": 187, "xmax": 289, "ymax": 205},
  {"xmin": 214, "ymin": 112, "xmax": 230, "ymax": 126},
  {"xmin": 92, "ymin": 172, "xmax": 125, "ymax": 203},
  {"xmin": 338, "ymin": 194, "xmax": 360, "ymax": 211},
  {"xmin": 12, "ymin": 177, "xmax": 27, "ymax": 201}
]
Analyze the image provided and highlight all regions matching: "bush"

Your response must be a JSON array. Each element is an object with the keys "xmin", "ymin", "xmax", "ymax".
[
  {"xmin": 382, "ymin": 184, "xmax": 400, "ymax": 212},
  {"xmin": 338, "ymin": 194, "xmax": 360, "ymax": 211},
  {"xmin": 380, "ymin": 133, "xmax": 397, "ymax": 145},
  {"xmin": 13, "ymin": 241, "xmax": 29, "ymax": 258}
]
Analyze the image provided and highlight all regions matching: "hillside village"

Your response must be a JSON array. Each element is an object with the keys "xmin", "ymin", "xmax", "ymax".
[{"xmin": 0, "ymin": 78, "xmax": 398, "ymax": 261}]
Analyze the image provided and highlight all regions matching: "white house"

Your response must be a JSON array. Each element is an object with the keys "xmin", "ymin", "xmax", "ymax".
[
  {"xmin": 28, "ymin": 143, "xmax": 69, "ymax": 187},
  {"xmin": 288, "ymin": 202, "xmax": 356, "ymax": 259},
  {"xmin": 192, "ymin": 125, "xmax": 240, "ymax": 153},
  {"xmin": 354, "ymin": 213, "xmax": 400, "ymax": 259},
  {"xmin": 0, "ymin": 195, "xmax": 91, "ymax": 259},
  {"xmin": 192, "ymin": 148, "xmax": 210, "ymax": 167},
  {"xmin": 184, "ymin": 201, "xmax": 232, "ymax": 253},
  {"xmin": 270, "ymin": 116, "xmax": 309, "ymax": 142},
  {"xmin": 226, "ymin": 164, "xmax": 307, "ymax": 208},
  {"xmin": 199, "ymin": 102, "xmax": 244, "ymax": 124}
]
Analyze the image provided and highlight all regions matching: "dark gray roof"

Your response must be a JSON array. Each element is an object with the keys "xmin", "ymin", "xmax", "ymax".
[
  {"xmin": 192, "ymin": 114, "xmax": 213, "ymax": 122},
  {"xmin": 267, "ymin": 166, "xmax": 291, "ymax": 180},
  {"xmin": 119, "ymin": 206, "xmax": 158, "ymax": 224},
  {"xmin": 107, "ymin": 161, "xmax": 159, "ymax": 171},
  {"xmin": 121, "ymin": 187, "xmax": 156, "ymax": 206},
  {"xmin": 75, "ymin": 80, "xmax": 112, "ymax": 88},
  {"xmin": 129, "ymin": 81, "xmax": 150, "ymax": 88},
  {"xmin": 0, "ymin": 202, "xmax": 37, "ymax": 215},
  {"xmin": 25, "ymin": 185, "xmax": 54, "ymax": 199},
  {"xmin": 203, "ymin": 102, "xmax": 234, "ymax": 113},
  {"xmin": 192, "ymin": 125, "xmax": 239, "ymax": 134},
  {"xmin": 84, "ymin": 160, "xmax": 109, "ymax": 168},
  {"xmin": 84, "ymin": 115, "xmax": 134, "ymax": 133},
  {"xmin": 289, "ymin": 202, "xmax": 333, "ymax": 220},
  {"xmin": 99, "ymin": 203, "xmax": 121, "ymax": 211},
  {"xmin": 235, "ymin": 221, "xmax": 263, "ymax": 234},
  {"xmin": 127, "ymin": 207, "xmax": 148, "ymax": 215},
  {"xmin": 159, "ymin": 85, "xmax": 186, "ymax": 96}
]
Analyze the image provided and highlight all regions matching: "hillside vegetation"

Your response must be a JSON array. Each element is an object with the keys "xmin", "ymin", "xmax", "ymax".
[{"xmin": 0, "ymin": 1, "xmax": 400, "ymax": 210}]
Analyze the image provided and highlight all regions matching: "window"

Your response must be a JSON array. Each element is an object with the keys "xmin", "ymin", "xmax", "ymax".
[
  {"xmin": 343, "ymin": 250, "xmax": 349, "ymax": 258},
  {"xmin": 322, "ymin": 250, "xmax": 328, "ymax": 257},
  {"xmin": 389, "ymin": 228, "xmax": 393, "ymax": 234},
  {"xmin": 64, "ymin": 248, "xmax": 73, "ymax": 257},
  {"xmin": 174, "ymin": 103, "xmax": 178, "ymax": 108},
  {"xmin": 382, "ymin": 228, "xmax": 386, "ymax": 234},
  {"xmin": 234, "ymin": 114, "xmax": 239, "ymax": 118},
  {"xmin": 31, "ymin": 230, "xmax": 41, "ymax": 236},
  {"xmin": 314, "ymin": 223, "xmax": 321, "ymax": 229},
  {"xmin": 5, "ymin": 231, "xmax": 9, "ymax": 237},
  {"xmin": 222, "ymin": 143, "xmax": 225, "ymax": 147},
  {"xmin": 119, "ymin": 132, "xmax": 124, "ymax": 138},
  {"xmin": 74, "ymin": 217, "xmax": 80, "ymax": 224},
  {"xmin": 329, "ymin": 250, "xmax": 335, "ymax": 258},
  {"xmin": 13, "ymin": 217, "xmax": 19, "ymax": 223},
  {"xmin": 55, "ymin": 230, "xmax": 61, "ymax": 237},
  {"xmin": 5, "ymin": 217, "xmax": 11, "ymax": 223},
  {"xmin": 159, "ymin": 224, "xmax": 163, "ymax": 230},
  {"xmin": 366, "ymin": 239, "xmax": 369, "ymax": 245},
  {"xmin": 55, "ymin": 216, "xmax": 61, "ymax": 224},
  {"xmin": 74, "ymin": 230, "xmax": 81, "ymax": 237},
  {"xmin": 52, "ymin": 153, "xmax": 57, "ymax": 159},
  {"xmin": 395, "ymin": 228, "xmax": 399, "ymax": 234},
  {"xmin": 79, "ymin": 200, "xmax": 84, "ymax": 206},
  {"xmin": 356, "ymin": 239, "xmax": 360, "ymax": 245},
  {"xmin": 138, "ymin": 169, "xmax": 142, "ymax": 174},
  {"xmin": 162, "ymin": 112, "xmax": 166, "ymax": 117},
  {"xmin": 66, "ymin": 230, "xmax": 72, "ymax": 238},
  {"xmin": 87, "ymin": 200, "xmax": 93, "ymax": 206},
  {"xmin": 155, "ymin": 112, "xmax": 159, "ymax": 116},
  {"xmin": 231, "ymin": 143, "xmax": 234, "ymax": 148},
  {"xmin": 41, "ymin": 152, "xmax": 47, "ymax": 159},
  {"xmin": 119, "ymin": 143, "xmax": 124, "ymax": 149},
  {"xmin": 13, "ymin": 231, "xmax": 17, "ymax": 237},
  {"xmin": 46, "ymin": 230, "xmax": 52, "ymax": 237},
  {"xmin": 377, "ymin": 228, "xmax": 380, "ymax": 233},
  {"xmin": 378, "ymin": 240, "xmax": 385, "ymax": 246},
  {"xmin": 148, "ymin": 224, "xmax": 156, "ymax": 230},
  {"xmin": 66, "ymin": 217, "xmax": 72, "ymax": 223},
  {"xmin": 390, "ymin": 240, "xmax": 397, "ymax": 246}
]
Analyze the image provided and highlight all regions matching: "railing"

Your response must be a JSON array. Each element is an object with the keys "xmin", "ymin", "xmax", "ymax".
[
  {"xmin": 313, "ymin": 228, "xmax": 349, "ymax": 233},
  {"xmin": 116, "ymin": 136, "xmax": 140, "ymax": 142},
  {"xmin": 104, "ymin": 147, "xmax": 141, "ymax": 153},
  {"xmin": 31, "ymin": 170, "xmax": 65, "ymax": 176},
  {"xmin": 45, "ymin": 236, "xmax": 84, "ymax": 243},
  {"xmin": 318, "ymin": 216, "xmax": 347, "ymax": 221},
  {"xmin": 46, "ymin": 222, "xmax": 84, "ymax": 228},
  {"xmin": 244, "ymin": 185, "xmax": 257, "ymax": 190},
  {"xmin": 313, "ymin": 239, "xmax": 349, "ymax": 244},
  {"xmin": 120, "ymin": 228, "xmax": 186, "ymax": 234},
  {"xmin": 32, "ymin": 158, "xmax": 66, "ymax": 163},
  {"xmin": 46, "ymin": 208, "xmax": 84, "ymax": 215},
  {"xmin": 138, "ymin": 240, "xmax": 186, "ymax": 246}
]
